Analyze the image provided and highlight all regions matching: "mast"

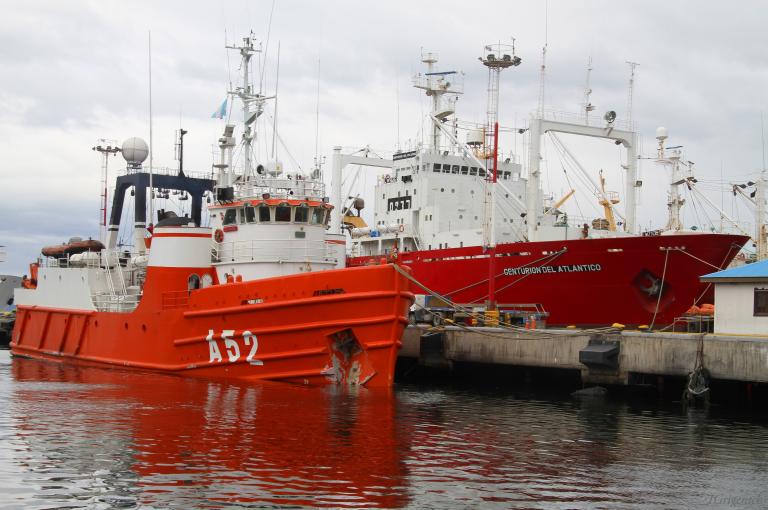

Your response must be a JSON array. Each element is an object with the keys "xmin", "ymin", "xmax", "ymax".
[
  {"xmin": 226, "ymin": 32, "xmax": 266, "ymax": 178},
  {"xmin": 655, "ymin": 127, "xmax": 688, "ymax": 231},
  {"xmin": 412, "ymin": 52, "xmax": 462, "ymax": 153},
  {"xmin": 175, "ymin": 129, "xmax": 188, "ymax": 175},
  {"xmin": 757, "ymin": 174, "xmax": 767, "ymax": 260},
  {"xmin": 479, "ymin": 41, "xmax": 521, "ymax": 309}
]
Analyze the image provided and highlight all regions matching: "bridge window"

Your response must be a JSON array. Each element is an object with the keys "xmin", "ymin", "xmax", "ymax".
[
  {"xmin": 295, "ymin": 206, "xmax": 309, "ymax": 223},
  {"xmin": 223, "ymin": 208, "xmax": 237, "ymax": 225},
  {"xmin": 470, "ymin": 167, "xmax": 478, "ymax": 176},
  {"xmin": 311, "ymin": 207, "xmax": 325, "ymax": 224},
  {"xmin": 461, "ymin": 166, "xmax": 469, "ymax": 175},
  {"xmin": 259, "ymin": 206, "xmax": 271, "ymax": 222},
  {"xmin": 238, "ymin": 207, "xmax": 246, "ymax": 224},
  {"xmin": 275, "ymin": 205, "xmax": 291, "ymax": 222},
  {"xmin": 452, "ymin": 165, "xmax": 460, "ymax": 174},
  {"xmin": 442, "ymin": 164, "xmax": 451, "ymax": 173},
  {"xmin": 478, "ymin": 168, "xmax": 486, "ymax": 177},
  {"xmin": 433, "ymin": 163, "xmax": 441, "ymax": 172},
  {"xmin": 244, "ymin": 205, "xmax": 256, "ymax": 223}
]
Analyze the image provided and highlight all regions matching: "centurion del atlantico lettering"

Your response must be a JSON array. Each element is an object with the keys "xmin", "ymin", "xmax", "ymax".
[{"xmin": 503, "ymin": 264, "xmax": 603, "ymax": 277}]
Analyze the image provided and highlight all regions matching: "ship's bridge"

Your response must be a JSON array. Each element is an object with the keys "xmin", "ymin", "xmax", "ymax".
[
  {"xmin": 350, "ymin": 150, "xmax": 527, "ymax": 256},
  {"xmin": 209, "ymin": 193, "xmax": 336, "ymax": 281}
]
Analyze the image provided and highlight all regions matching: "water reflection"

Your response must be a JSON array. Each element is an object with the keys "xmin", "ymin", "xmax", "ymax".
[
  {"xmin": 6, "ymin": 357, "xmax": 409, "ymax": 509},
  {"xmin": 3, "ymin": 352, "xmax": 768, "ymax": 509}
]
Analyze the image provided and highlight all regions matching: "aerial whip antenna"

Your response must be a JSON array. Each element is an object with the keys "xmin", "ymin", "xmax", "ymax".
[
  {"xmin": 259, "ymin": 0, "xmax": 277, "ymax": 94},
  {"xmin": 626, "ymin": 61, "xmax": 639, "ymax": 127},
  {"xmin": 272, "ymin": 41, "xmax": 280, "ymax": 160},
  {"xmin": 314, "ymin": 56, "xmax": 322, "ymax": 179},
  {"xmin": 148, "ymin": 30, "xmax": 154, "ymax": 228}
]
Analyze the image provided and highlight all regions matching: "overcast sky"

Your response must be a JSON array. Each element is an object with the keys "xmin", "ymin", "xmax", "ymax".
[{"xmin": 2, "ymin": 0, "xmax": 767, "ymax": 275}]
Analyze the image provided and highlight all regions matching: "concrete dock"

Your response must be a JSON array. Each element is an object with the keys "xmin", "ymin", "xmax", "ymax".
[{"xmin": 399, "ymin": 325, "xmax": 768, "ymax": 386}]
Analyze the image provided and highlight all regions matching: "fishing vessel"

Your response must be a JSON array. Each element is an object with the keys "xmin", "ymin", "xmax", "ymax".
[
  {"xmin": 10, "ymin": 33, "xmax": 413, "ymax": 387},
  {"xmin": 341, "ymin": 46, "xmax": 747, "ymax": 327}
]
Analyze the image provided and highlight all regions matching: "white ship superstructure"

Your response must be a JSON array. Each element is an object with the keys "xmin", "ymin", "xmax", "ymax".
[{"xmin": 343, "ymin": 47, "xmax": 644, "ymax": 259}]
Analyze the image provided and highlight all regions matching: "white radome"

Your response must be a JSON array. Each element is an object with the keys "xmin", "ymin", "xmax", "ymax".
[
  {"xmin": 122, "ymin": 137, "xmax": 149, "ymax": 165},
  {"xmin": 655, "ymin": 126, "xmax": 669, "ymax": 141}
]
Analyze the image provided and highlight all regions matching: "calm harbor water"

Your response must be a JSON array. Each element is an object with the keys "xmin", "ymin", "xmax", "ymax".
[{"xmin": 1, "ymin": 349, "xmax": 767, "ymax": 510}]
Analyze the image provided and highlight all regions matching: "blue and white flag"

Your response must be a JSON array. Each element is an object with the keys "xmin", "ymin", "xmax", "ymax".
[{"xmin": 211, "ymin": 97, "xmax": 228, "ymax": 119}]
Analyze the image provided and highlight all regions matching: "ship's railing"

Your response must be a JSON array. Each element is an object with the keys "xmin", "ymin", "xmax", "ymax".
[
  {"xmin": 213, "ymin": 238, "xmax": 337, "ymax": 264},
  {"xmin": 118, "ymin": 166, "xmax": 213, "ymax": 181},
  {"xmin": 40, "ymin": 249, "xmax": 132, "ymax": 269},
  {"xmin": 91, "ymin": 292, "xmax": 140, "ymax": 313},
  {"xmin": 236, "ymin": 177, "xmax": 326, "ymax": 201}
]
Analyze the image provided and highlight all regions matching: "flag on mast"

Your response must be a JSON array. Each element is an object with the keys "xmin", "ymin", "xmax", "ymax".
[{"xmin": 211, "ymin": 97, "xmax": 228, "ymax": 119}]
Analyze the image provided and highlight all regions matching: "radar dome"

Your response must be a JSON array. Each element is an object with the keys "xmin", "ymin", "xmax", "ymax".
[
  {"xmin": 121, "ymin": 137, "xmax": 149, "ymax": 166},
  {"xmin": 655, "ymin": 127, "xmax": 668, "ymax": 141}
]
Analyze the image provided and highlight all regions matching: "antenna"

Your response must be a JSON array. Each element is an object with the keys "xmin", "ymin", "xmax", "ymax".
[
  {"xmin": 762, "ymin": 112, "xmax": 766, "ymax": 172},
  {"xmin": 583, "ymin": 56, "xmax": 595, "ymax": 125},
  {"xmin": 314, "ymin": 56, "xmax": 322, "ymax": 178},
  {"xmin": 148, "ymin": 30, "xmax": 154, "ymax": 227},
  {"xmin": 271, "ymin": 41, "xmax": 280, "ymax": 160},
  {"xmin": 626, "ymin": 61, "xmax": 639, "ymax": 127},
  {"xmin": 537, "ymin": 0, "xmax": 548, "ymax": 116},
  {"xmin": 537, "ymin": 45, "xmax": 547, "ymax": 117},
  {"xmin": 259, "ymin": 0, "xmax": 277, "ymax": 94},
  {"xmin": 396, "ymin": 78, "xmax": 401, "ymax": 151}
]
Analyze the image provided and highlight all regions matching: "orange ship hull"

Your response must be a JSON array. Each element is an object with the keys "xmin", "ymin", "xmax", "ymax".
[{"xmin": 11, "ymin": 263, "xmax": 413, "ymax": 388}]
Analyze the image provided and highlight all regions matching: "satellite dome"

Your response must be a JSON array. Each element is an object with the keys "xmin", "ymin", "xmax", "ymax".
[
  {"xmin": 655, "ymin": 126, "xmax": 669, "ymax": 141},
  {"xmin": 121, "ymin": 137, "xmax": 149, "ymax": 166}
]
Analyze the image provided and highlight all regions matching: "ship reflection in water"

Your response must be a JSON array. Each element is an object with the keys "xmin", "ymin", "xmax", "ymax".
[{"xmin": 2, "ymin": 350, "xmax": 768, "ymax": 509}]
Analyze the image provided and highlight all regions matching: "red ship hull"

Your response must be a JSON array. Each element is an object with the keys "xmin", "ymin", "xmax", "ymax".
[
  {"xmin": 349, "ymin": 233, "xmax": 747, "ymax": 327},
  {"xmin": 11, "ymin": 263, "xmax": 413, "ymax": 388}
]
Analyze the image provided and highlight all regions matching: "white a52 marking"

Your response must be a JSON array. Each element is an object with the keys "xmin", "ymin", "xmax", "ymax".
[{"xmin": 206, "ymin": 329, "xmax": 263, "ymax": 365}]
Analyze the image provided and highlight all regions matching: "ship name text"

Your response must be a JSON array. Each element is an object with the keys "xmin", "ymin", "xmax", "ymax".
[{"xmin": 503, "ymin": 263, "xmax": 603, "ymax": 277}]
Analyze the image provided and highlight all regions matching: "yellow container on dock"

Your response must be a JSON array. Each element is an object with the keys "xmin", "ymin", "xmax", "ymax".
[{"xmin": 485, "ymin": 310, "xmax": 500, "ymax": 327}]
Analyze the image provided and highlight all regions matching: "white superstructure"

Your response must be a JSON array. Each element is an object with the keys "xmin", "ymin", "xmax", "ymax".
[{"xmin": 344, "ymin": 48, "xmax": 641, "ymax": 258}]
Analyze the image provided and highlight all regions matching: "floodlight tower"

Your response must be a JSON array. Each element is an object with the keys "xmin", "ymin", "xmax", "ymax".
[
  {"xmin": 479, "ymin": 40, "xmax": 521, "ymax": 309},
  {"xmin": 92, "ymin": 140, "xmax": 121, "ymax": 243}
]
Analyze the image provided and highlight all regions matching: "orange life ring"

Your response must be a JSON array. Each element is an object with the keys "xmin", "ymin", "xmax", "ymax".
[{"xmin": 214, "ymin": 229, "xmax": 224, "ymax": 243}]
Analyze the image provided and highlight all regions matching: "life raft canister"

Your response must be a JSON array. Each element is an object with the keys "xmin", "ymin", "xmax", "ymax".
[{"xmin": 214, "ymin": 229, "xmax": 224, "ymax": 243}]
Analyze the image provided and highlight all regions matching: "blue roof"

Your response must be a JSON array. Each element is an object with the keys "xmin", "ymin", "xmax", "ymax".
[{"xmin": 702, "ymin": 259, "xmax": 768, "ymax": 279}]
